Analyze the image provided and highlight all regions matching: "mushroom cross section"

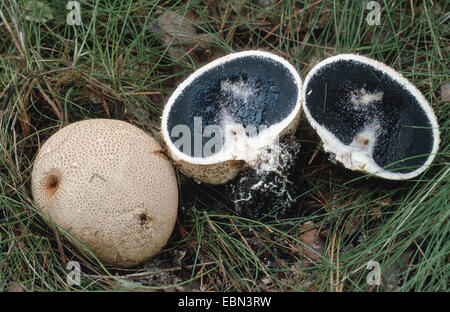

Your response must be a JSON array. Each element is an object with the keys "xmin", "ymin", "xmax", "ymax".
[
  {"xmin": 302, "ymin": 54, "xmax": 440, "ymax": 180},
  {"xmin": 162, "ymin": 50, "xmax": 302, "ymax": 184}
]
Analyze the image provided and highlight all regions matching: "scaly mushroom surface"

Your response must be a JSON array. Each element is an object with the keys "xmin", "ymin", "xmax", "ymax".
[{"xmin": 32, "ymin": 119, "xmax": 178, "ymax": 267}]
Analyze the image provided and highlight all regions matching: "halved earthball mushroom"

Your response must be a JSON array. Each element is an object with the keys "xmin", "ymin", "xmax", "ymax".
[
  {"xmin": 161, "ymin": 50, "xmax": 302, "ymax": 184},
  {"xmin": 302, "ymin": 54, "xmax": 440, "ymax": 180},
  {"xmin": 31, "ymin": 119, "xmax": 178, "ymax": 267}
]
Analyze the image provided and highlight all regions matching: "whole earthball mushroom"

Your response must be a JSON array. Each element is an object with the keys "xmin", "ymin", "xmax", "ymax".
[{"xmin": 31, "ymin": 119, "xmax": 178, "ymax": 267}]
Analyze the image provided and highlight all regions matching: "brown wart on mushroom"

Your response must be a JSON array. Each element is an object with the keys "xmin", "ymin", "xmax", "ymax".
[
  {"xmin": 31, "ymin": 119, "xmax": 178, "ymax": 267},
  {"xmin": 302, "ymin": 54, "xmax": 440, "ymax": 180}
]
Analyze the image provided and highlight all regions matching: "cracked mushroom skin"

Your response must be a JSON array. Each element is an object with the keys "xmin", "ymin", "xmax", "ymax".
[
  {"xmin": 31, "ymin": 119, "xmax": 178, "ymax": 267},
  {"xmin": 161, "ymin": 50, "xmax": 302, "ymax": 184},
  {"xmin": 302, "ymin": 54, "xmax": 440, "ymax": 180}
]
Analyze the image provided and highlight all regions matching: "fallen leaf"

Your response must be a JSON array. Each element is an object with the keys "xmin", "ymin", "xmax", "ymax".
[
  {"xmin": 299, "ymin": 221, "xmax": 325, "ymax": 261},
  {"xmin": 24, "ymin": 1, "xmax": 54, "ymax": 23},
  {"xmin": 155, "ymin": 11, "xmax": 214, "ymax": 60},
  {"xmin": 6, "ymin": 283, "xmax": 24, "ymax": 292}
]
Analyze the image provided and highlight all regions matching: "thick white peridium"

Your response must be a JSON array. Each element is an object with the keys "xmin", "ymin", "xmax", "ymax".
[
  {"xmin": 301, "ymin": 54, "xmax": 440, "ymax": 180},
  {"xmin": 161, "ymin": 50, "xmax": 302, "ymax": 168}
]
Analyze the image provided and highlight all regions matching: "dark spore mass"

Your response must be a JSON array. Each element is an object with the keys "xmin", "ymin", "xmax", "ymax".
[
  {"xmin": 226, "ymin": 136, "xmax": 302, "ymax": 220},
  {"xmin": 167, "ymin": 55, "xmax": 298, "ymax": 157},
  {"xmin": 305, "ymin": 59, "xmax": 433, "ymax": 173}
]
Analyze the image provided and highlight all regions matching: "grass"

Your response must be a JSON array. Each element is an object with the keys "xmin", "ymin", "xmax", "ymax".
[{"xmin": 0, "ymin": 0, "xmax": 449, "ymax": 291}]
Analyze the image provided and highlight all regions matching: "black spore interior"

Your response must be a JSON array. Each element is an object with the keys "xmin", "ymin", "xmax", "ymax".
[
  {"xmin": 305, "ymin": 59, "xmax": 434, "ymax": 173},
  {"xmin": 167, "ymin": 55, "xmax": 299, "ymax": 157}
]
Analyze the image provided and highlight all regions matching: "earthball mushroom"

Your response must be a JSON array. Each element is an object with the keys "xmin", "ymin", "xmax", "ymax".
[
  {"xmin": 161, "ymin": 50, "xmax": 303, "ymax": 184},
  {"xmin": 302, "ymin": 54, "xmax": 440, "ymax": 180},
  {"xmin": 31, "ymin": 119, "xmax": 178, "ymax": 267}
]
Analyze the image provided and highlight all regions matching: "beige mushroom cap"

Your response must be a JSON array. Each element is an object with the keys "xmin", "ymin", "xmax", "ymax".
[{"xmin": 31, "ymin": 119, "xmax": 178, "ymax": 267}]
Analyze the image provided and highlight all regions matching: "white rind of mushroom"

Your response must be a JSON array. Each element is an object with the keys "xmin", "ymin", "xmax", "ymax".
[
  {"xmin": 302, "ymin": 54, "xmax": 440, "ymax": 180},
  {"xmin": 31, "ymin": 119, "xmax": 178, "ymax": 267},
  {"xmin": 161, "ymin": 50, "xmax": 303, "ymax": 184}
]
